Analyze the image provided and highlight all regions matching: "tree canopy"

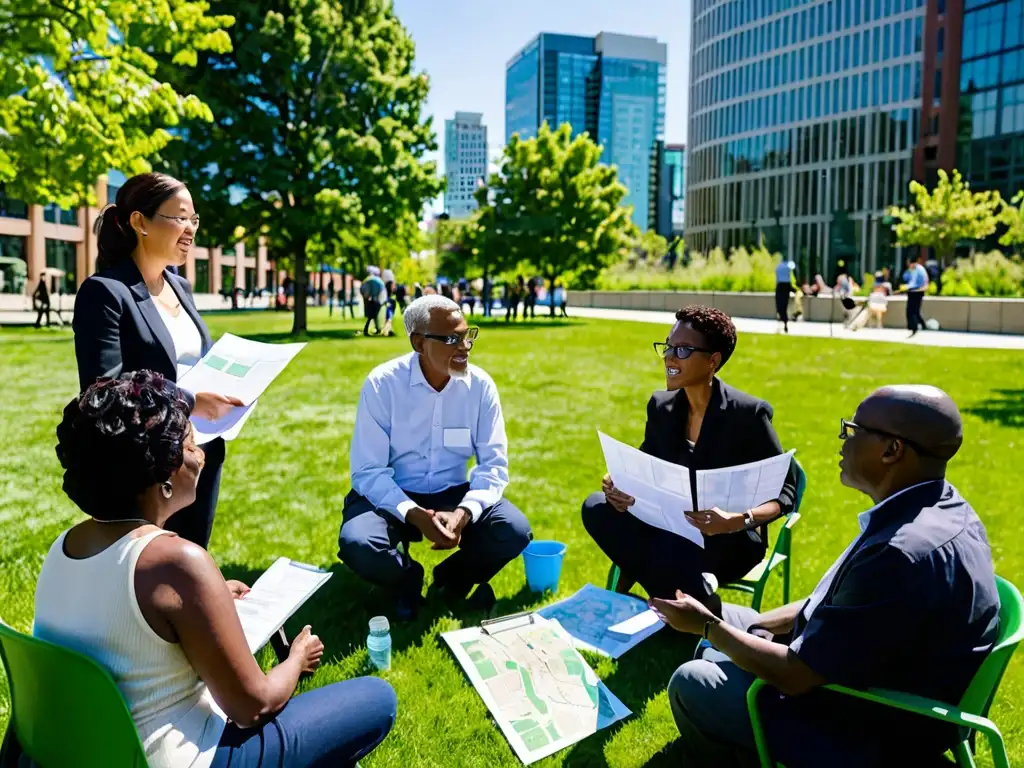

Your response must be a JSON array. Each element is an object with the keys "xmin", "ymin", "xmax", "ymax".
[
  {"xmin": 153, "ymin": 0, "xmax": 440, "ymax": 333},
  {"xmin": 0, "ymin": 0, "xmax": 233, "ymax": 207},
  {"xmin": 887, "ymin": 169, "xmax": 1001, "ymax": 263},
  {"xmin": 473, "ymin": 123, "xmax": 637, "ymax": 313}
]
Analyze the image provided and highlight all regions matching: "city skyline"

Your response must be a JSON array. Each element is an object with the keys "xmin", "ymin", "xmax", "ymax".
[{"xmin": 392, "ymin": 0, "xmax": 690, "ymax": 192}]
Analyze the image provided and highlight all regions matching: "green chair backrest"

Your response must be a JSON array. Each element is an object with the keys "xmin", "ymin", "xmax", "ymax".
[
  {"xmin": 771, "ymin": 459, "xmax": 807, "ymax": 557},
  {"xmin": 959, "ymin": 576, "xmax": 1024, "ymax": 718},
  {"xmin": 0, "ymin": 621, "xmax": 148, "ymax": 767}
]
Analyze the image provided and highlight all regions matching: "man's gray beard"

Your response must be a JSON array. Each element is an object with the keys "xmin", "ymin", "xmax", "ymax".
[{"xmin": 448, "ymin": 365, "xmax": 470, "ymax": 382}]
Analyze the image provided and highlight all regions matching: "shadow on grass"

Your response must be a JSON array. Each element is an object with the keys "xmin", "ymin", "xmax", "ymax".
[
  {"xmin": 220, "ymin": 559, "xmax": 543, "ymax": 675},
  {"xmin": 965, "ymin": 389, "xmax": 1024, "ymax": 429},
  {"xmin": 560, "ymin": 629, "xmax": 697, "ymax": 767}
]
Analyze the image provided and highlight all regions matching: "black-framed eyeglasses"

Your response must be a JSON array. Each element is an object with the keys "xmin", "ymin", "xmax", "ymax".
[
  {"xmin": 156, "ymin": 213, "xmax": 200, "ymax": 228},
  {"xmin": 839, "ymin": 418, "xmax": 936, "ymax": 457},
  {"xmin": 653, "ymin": 342, "xmax": 713, "ymax": 360},
  {"xmin": 418, "ymin": 327, "xmax": 479, "ymax": 346}
]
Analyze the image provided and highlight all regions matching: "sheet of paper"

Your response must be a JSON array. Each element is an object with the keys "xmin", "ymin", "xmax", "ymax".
[
  {"xmin": 191, "ymin": 399, "xmax": 258, "ymax": 445},
  {"xmin": 442, "ymin": 616, "xmax": 630, "ymax": 765},
  {"xmin": 234, "ymin": 557, "xmax": 332, "ymax": 654},
  {"xmin": 694, "ymin": 450, "xmax": 796, "ymax": 513},
  {"xmin": 607, "ymin": 609, "xmax": 661, "ymax": 639},
  {"xmin": 177, "ymin": 333, "xmax": 306, "ymax": 406},
  {"xmin": 599, "ymin": 432, "xmax": 703, "ymax": 547},
  {"xmin": 537, "ymin": 584, "xmax": 663, "ymax": 658},
  {"xmin": 599, "ymin": 432, "xmax": 796, "ymax": 543}
]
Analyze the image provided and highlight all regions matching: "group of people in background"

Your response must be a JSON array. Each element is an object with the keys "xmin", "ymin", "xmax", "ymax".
[{"xmin": 774, "ymin": 252, "xmax": 935, "ymax": 337}]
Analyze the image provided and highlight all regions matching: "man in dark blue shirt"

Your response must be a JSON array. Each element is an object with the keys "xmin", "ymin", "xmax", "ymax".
[{"xmin": 654, "ymin": 385, "xmax": 999, "ymax": 768}]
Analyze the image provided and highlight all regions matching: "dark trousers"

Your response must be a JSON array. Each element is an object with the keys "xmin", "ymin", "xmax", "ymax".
[
  {"xmin": 505, "ymin": 298, "xmax": 518, "ymax": 321},
  {"xmin": 774, "ymin": 283, "xmax": 792, "ymax": 325},
  {"xmin": 34, "ymin": 306, "xmax": 49, "ymax": 327},
  {"xmin": 211, "ymin": 677, "xmax": 396, "ymax": 767},
  {"xmin": 165, "ymin": 437, "xmax": 225, "ymax": 549},
  {"xmin": 907, "ymin": 290, "xmax": 925, "ymax": 332},
  {"xmin": 363, "ymin": 300, "xmax": 382, "ymax": 335},
  {"xmin": 338, "ymin": 484, "xmax": 532, "ymax": 596},
  {"xmin": 581, "ymin": 492, "xmax": 764, "ymax": 599}
]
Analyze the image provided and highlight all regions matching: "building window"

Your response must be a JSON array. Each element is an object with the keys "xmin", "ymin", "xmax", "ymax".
[
  {"xmin": 195, "ymin": 259, "xmax": 209, "ymax": 293},
  {"xmin": 0, "ymin": 234, "xmax": 27, "ymax": 293},
  {"xmin": 44, "ymin": 239, "xmax": 76, "ymax": 293},
  {"xmin": 0, "ymin": 186, "xmax": 28, "ymax": 219}
]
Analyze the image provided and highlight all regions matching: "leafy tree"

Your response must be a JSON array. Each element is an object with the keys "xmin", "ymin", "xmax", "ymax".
[
  {"xmin": 998, "ymin": 191, "xmax": 1024, "ymax": 254},
  {"xmin": 635, "ymin": 229, "xmax": 669, "ymax": 265},
  {"xmin": 154, "ymin": 0, "xmax": 440, "ymax": 334},
  {"xmin": 474, "ymin": 122, "xmax": 637, "ymax": 315},
  {"xmin": 0, "ymin": 0, "xmax": 232, "ymax": 207},
  {"xmin": 887, "ymin": 169, "xmax": 1001, "ymax": 266}
]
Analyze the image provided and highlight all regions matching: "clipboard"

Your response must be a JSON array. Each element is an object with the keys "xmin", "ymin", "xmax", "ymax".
[{"xmin": 480, "ymin": 610, "xmax": 535, "ymax": 636}]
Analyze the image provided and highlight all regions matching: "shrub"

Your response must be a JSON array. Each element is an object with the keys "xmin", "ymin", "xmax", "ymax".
[
  {"xmin": 593, "ymin": 246, "xmax": 779, "ymax": 292},
  {"xmin": 940, "ymin": 251, "xmax": 1024, "ymax": 297}
]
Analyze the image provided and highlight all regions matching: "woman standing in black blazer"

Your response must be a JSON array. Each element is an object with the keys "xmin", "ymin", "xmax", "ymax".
[
  {"xmin": 73, "ymin": 173, "xmax": 242, "ymax": 548},
  {"xmin": 582, "ymin": 305, "xmax": 798, "ymax": 603}
]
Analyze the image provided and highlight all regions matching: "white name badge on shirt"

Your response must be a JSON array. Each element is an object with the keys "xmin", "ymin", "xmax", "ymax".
[{"xmin": 443, "ymin": 428, "xmax": 472, "ymax": 449}]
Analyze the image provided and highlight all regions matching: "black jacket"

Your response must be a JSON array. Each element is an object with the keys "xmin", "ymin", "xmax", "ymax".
[
  {"xmin": 72, "ymin": 259, "xmax": 212, "ymax": 406},
  {"xmin": 639, "ymin": 378, "xmax": 798, "ymax": 574}
]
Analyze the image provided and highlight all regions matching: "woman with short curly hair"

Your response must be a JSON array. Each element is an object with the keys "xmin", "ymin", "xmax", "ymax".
[
  {"xmin": 33, "ymin": 371, "xmax": 396, "ymax": 768},
  {"xmin": 582, "ymin": 305, "xmax": 798, "ymax": 607}
]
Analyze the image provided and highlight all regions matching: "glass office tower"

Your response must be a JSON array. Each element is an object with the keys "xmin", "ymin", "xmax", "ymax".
[
  {"xmin": 956, "ymin": 0, "xmax": 1024, "ymax": 198},
  {"xmin": 505, "ymin": 32, "xmax": 667, "ymax": 229},
  {"xmin": 687, "ymin": 0, "xmax": 926, "ymax": 278}
]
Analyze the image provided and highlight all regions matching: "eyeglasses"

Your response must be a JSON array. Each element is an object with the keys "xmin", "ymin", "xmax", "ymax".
[
  {"xmin": 156, "ymin": 213, "xmax": 200, "ymax": 228},
  {"xmin": 839, "ymin": 418, "xmax": 936, "ymax": 457},
  {"xmin": 419, "ymin": 327, "xmax": 479, "ymax": 347},
  {"xmin": 653, "ymin": 342, "xmax": 713, "ymax": 360}
]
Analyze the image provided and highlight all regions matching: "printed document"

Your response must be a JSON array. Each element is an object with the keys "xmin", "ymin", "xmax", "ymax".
[
  {"xmin": 234, "ymin": 558, "xmax": 332, "ymax": 653},
  {"xmin": 537, "ymin": 584, "xmax": 662, "ymax": 658},
  {"xmin": 442, "ymin": 616, "xmax": 630, "ymax": 764},
  {"xmin": 599, "ymin": 432, "xmax": 794, "ymax": 545},
  {"xmin": 177, "ymin": 333, "xmax": 306, "ymax": 443}
]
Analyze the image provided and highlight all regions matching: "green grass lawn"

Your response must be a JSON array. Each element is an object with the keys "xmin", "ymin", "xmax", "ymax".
[{"xmin": 1, "ymin": 307, "xmax": 1022, "ymax": 767}]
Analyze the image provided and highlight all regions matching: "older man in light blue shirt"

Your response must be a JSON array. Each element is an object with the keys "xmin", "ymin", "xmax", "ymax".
[{"xmin": 339, "ymin": 295, "xmax": 532, "ymax": 619}]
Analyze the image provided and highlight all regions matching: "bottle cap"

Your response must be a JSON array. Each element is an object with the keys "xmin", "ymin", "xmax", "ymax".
[{"xmin": 369, "ymin": 616, "xmax": 390, "ymax": 633}]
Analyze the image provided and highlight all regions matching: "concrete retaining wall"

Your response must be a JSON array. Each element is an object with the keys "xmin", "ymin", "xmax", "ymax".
[{"xmin": 569, "ymin": 291, "xmax": 1024, "ymax": 335}]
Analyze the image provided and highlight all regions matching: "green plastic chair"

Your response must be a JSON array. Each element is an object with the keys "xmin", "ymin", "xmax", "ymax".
[
  {"xmin": 607, "ymin": 460, "xmax": 807, "ymax": 612},
  {"xmin": 746, "ymin": 575, "xmax": 1024, "ymax": 768},
  {"xmin": 0, "ymin": 620, "xmax": 148, "ymax": 767}
]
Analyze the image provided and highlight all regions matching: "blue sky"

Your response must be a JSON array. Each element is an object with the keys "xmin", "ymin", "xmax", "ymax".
[{"xmin": 393, "ymin": 0, "xmax": 691, "ymax": 204}]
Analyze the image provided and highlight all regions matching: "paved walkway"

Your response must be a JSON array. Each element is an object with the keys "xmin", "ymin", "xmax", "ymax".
[{"xmin": 569, "ymin": 307, "xmax": 1024, "ymax": 351}]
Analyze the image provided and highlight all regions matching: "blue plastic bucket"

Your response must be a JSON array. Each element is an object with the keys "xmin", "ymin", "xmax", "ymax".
[{"xmin": 522, "ymin": 540, "xmax": 567, "ymax": 593}]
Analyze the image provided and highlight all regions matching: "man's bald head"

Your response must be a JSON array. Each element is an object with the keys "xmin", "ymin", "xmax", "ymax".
[
  {"xmin": 855, "ymin": 385, "xmax": 963, "ymax": 461},
  {"xmin": 840, "ymin": 385, "xmax": 963, "ymax": 502}
]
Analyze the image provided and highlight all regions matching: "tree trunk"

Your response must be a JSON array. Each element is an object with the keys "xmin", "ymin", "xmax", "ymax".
[
  {"xmin": 291, "ymin": 235, "xmax": 309, "ymax": 335},
  {"xmin": 548, "ymin": 274, "xmax": 556, "ymax": 318}
]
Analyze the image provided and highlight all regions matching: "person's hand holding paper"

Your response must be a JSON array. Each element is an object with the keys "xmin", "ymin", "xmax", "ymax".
[
  {"xmin": 193, "ymin": 392, "xmax": 245, "ymax": 421},
  {"xmin": 685, "ymin": 506, "xmax": 743, "ymax": 536},
  {"xmin": 601, "ymin": 473, "xmax": 635, "ymax": 513}
]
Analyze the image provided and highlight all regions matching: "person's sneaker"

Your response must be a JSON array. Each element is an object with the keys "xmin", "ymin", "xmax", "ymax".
[{"xmin": 466, "ymin": 583, "xmax": 496, "ymax": 616}]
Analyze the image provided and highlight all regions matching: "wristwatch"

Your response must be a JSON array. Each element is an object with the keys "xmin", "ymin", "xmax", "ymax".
[{"xmin": 743, "ymin": 509, "xmax": 754, "ymax": 528}]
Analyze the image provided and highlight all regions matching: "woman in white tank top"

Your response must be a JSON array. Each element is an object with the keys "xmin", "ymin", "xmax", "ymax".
[{"xmin": 31, "ymin": 371, "xmax": 396, "ymax": 767}]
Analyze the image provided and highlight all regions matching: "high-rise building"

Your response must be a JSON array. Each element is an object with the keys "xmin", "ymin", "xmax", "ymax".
[
  {"xmin": 687, "ymin": 0, "xmax": 927, "ymax": 277},
  {"xmin": 444, "ymin": 112, "xmax": 488, "ymax": 218},
  {"xmin": 652, "ymin": 142, "xmax": 686, "ymax": 238},
  {"xmin": 935, "ymin": 0, "xmax": 1024, "ymax": 201},
  {"xmin": 505, "ymin": 32, "xmax": 667, "ymax": 230}
]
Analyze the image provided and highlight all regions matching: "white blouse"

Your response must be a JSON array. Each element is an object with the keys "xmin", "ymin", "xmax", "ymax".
[{"xmin": 154, "ymin": 300, "xmax": 203, "ymax": 379}]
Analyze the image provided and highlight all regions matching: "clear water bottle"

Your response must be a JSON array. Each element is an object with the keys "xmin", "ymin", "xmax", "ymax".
[{"xmin": 367, "ymin": 616, "xmax": 392, "ymax": 671}]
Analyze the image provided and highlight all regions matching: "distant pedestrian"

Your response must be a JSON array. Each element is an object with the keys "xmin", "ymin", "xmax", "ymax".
[
  {"xmin": 360, "ymin": 268, "xmax": 386, "ymax": 336},
  {"xmin": 382, "ymin": 281, "xmax": 397, "ymax": 337},
  {"xmin": 32, "ymin": 277, "xmax": 50, "ymax": 328},
  {"xmin": 505, "ymin": 276, "xmax": 523, "ymax": 322},
  {"xmin": 774, "ymin": 259, "xmax": 796, "ymax": 333},
  {"xmin": 414, "ymin": 282, "xmax": 423, "ymax": 299},
  {"xmin": 903, "ymin": 254, "xmax": 930, "ymax": 337},
  {"xmin": 525, "ymin": 277, "xmax": 538, "ymax": 319},
  {"xmin": 554, "ymin": 280, "xmax": 569, "ymax": 318},
  {"xmin": 395, "ymin": 282, "xmax": 407, "ymax": 309},
  {"xmin": 327, "ymin": 279, "xmax": 336, "ymax": 317}
]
